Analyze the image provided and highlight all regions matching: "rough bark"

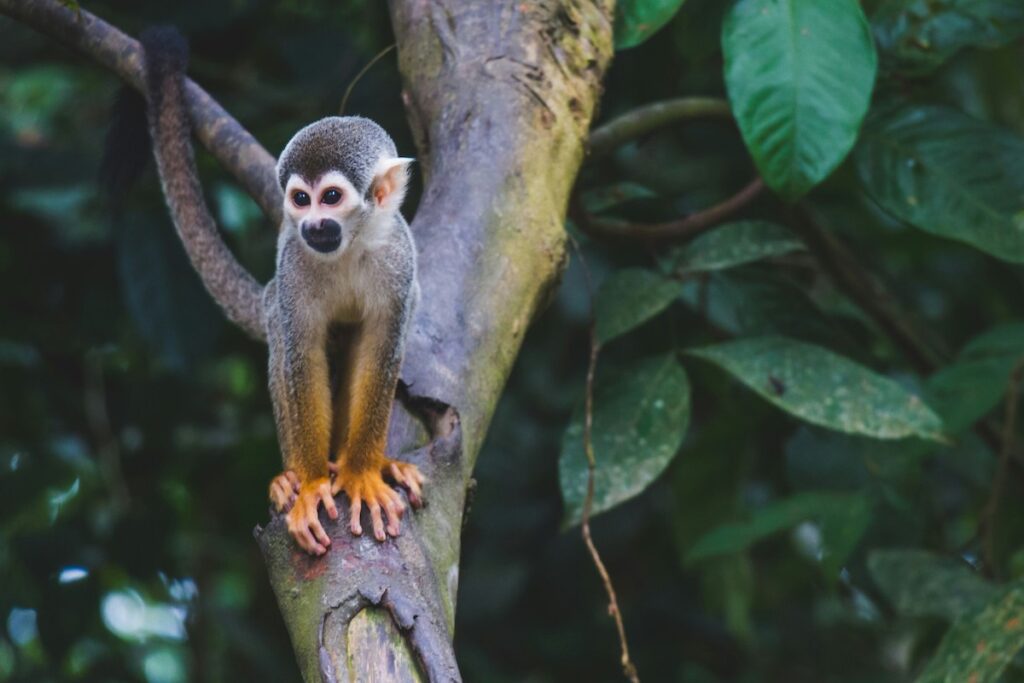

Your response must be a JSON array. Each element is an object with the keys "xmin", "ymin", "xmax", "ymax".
[{"xmin": 3, "ymin": 0, "xmax": 614, "ymax": 678}]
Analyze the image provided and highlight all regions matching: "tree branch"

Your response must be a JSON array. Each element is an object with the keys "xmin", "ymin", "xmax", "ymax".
[
  {"xmin": 788, "ymin": 206, "xmax": 948, "ymax": 374},
  {"xmin": 0, "ymin": 0, "xmax": 283, "ymax": 223},
  {"xmin": 588, "ymin": 96, "xmax": 732, "ymax": 159},
  {"xmin": 571, "ymin": 177, "xmax": 765, "ymax": 243}
]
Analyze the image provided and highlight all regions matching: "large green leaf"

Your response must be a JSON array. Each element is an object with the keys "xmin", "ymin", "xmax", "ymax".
[
  {"xmin": 856, "ymin": 104, "xmax": 1024, "ymax": 262},
  {"xmin": 559, "ymin": 354, "xmax": 690, "ymax": 525},
  {"xmin": 687, "ymin": 336, "xmax": 944, "ymax": 439},
  {"xmin": 593, "ymin": 268, "xmax": 680, "ymax": 344},
  {"xmin": 926, "ymin": 324, "xmax": 1024, "ymax": 433},
  {"xmin": 868, "ymin": 549, "xmax": 997, "ymax": 621},
  {"xmin": 873, "ymin": 0, "xmax": 1024, "ymax": 75},
  {"xmin": 615, "ymin": 0, "xmax": 688, "ymax": 49},
  {"xmin": 722, "ymin": 0, "xmax": 878, "ymax": 199},
  {"xmin": 670, "ymin": 221, "xmax": 804, "ymax": 273},
  {"xmin": 687, "ymin": 492, "xmax": 871, "ymax": 579},
  {"xmin": 915, "ymin": 583, "xmax": 1024, "ymax": 683}
]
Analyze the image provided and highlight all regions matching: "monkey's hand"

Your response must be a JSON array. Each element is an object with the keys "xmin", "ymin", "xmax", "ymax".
[
  {"xmin": 285, "ymin": 477, "xmax": 338, "ymax": 556},
  {"xmin": 331, "ymin": 464, "xmax": 416, "ymax": 542},
  {"xmin": 384, "ymin": 459, "xmax": 426, "ymax": 509},
  {"xmin": 268, "ymin": 471, "xmax": 300, "ymax": 512}
]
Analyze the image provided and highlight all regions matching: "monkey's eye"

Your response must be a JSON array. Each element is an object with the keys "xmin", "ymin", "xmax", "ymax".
[
  {"xmin": 321, "ymin": 188, "xmax": 342, "ymax": 206},
  {"xmin": 292, "ymin": 191, "xmax": 311, "ymax": 207}
]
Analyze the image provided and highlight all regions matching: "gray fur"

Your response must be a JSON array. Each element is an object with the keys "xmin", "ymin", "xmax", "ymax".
[
  {"xmin": 266, "ymin": 118, "xmax": 419, "ymax": 491},
  {"xmin": 276, "ymin": 116, "xmax": 398, "ymax": 197}
]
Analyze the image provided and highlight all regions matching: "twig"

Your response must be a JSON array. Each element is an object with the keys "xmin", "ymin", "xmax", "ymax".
[
  {"xmin": 566, "ymin": 234, "xmax": 641, "ymax": 683},
  {"xmin": 588, "ymin": 96, "xmax": 732, "ymax": 159},
  {"xmin": 339, "ymin": 44, "xmax": 396, "ymax": 115},
  {"xmin": 0, "ymin": 0, "xmax": 282, "ymax": 222},
  {"xmin": 788, "ymin": 206, "xmax": 948, "ymax": 374},
  {"xmin": 571, "ymin": 177, "xmax": 764, "ymax": 243},
  {"xmin": 981, "ymin": 356, "xmax": 1024, "ymax": 576}
]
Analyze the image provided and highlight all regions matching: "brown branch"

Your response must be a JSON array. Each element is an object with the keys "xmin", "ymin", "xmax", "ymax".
[
  {"xmin": 788, "ymin": 206, "xmax": 948, "ymax": 374},
  {"xmin": 0, "ymin": 0, "xmax": 283, "ymax": 223},
  {"xmin": 588, "ymin": 96, "xmax": 732, "ymax": 159},
  {"xmin": 568, "ymin": 235, "xmax": 640, "ymax": 683},
  {"xmin": 572, "ymin": 177, "xmax": 765, "ymax": 243}
]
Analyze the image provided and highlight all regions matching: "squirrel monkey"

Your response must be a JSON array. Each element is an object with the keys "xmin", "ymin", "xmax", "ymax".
[{"xmin": 139, "ymin": 28, "xmax": 425, "ymax": 556}]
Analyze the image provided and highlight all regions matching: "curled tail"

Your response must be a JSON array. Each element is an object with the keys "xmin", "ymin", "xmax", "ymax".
[{"xmin": 139, "ymin": 26, "xmax": 266, "ymax": 341}]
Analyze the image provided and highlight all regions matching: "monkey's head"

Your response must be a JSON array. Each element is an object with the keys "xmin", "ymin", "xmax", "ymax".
[{"xmin": 276, "ymin": 116, "xmax": 411, "ymax": 256}]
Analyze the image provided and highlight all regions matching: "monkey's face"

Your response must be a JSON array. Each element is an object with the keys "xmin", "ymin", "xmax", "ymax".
[{"xmin": 283, "ymin": 171, "xmax": 363, "ymax": 256}]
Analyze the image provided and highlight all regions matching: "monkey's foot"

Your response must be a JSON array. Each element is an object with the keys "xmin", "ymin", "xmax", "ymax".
[
  {"xmin": 332, "ymin": 468, "xmax": 406, "ymax": 542},
  {"xmin": 268, "ymin": 470, "xmax": 300, "ymax": 512},
  {"xmin": 383, "ymin": 459, "xmax": 426, "ymax": 508},
  {"xmin": 286, "ymin": 476, "xmax": 338, "ymax": 556}
]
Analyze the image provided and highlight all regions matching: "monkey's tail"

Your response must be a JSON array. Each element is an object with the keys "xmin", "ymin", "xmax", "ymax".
[{"xmin": 138, "ymin": 26, "xmax": 266, "ymax": 341}]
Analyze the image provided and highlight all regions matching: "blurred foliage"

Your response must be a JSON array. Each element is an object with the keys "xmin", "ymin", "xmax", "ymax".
[{"xmin": 2, "ymin": 0, "xmax": 1024, "ymax": 682}]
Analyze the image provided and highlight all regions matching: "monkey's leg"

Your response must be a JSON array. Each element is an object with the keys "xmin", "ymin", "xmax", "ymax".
[
  {"xmin": 269, "ymin": 311, "xmax": 338, "ymax": 555},
  {"xmin": 332, "ymin": 315, "xmax": 423, "ymax": 541}
]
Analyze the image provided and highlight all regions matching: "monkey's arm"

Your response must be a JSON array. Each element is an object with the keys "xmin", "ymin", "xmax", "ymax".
[
  {"xmin": 267, "ymin": 294, "xmax": 338, "ymax": 555},
  {"xmin": 140, "ymin": 28, "xmax": 265, "ymax": 340}
]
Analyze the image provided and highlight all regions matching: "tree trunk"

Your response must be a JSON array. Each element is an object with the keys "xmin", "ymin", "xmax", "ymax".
[
  {"xmin": 257, "ymin": 1, "xmax": 613, "ymax": 679},
  {"xmin": 0, "ymin": 0, "xmax": 615, "ymax": 678}
]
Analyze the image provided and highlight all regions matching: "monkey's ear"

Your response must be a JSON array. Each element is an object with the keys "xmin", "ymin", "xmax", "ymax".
[{"xmin": 369, "ymin": 157, "xmax": 413, "ymax": 212}]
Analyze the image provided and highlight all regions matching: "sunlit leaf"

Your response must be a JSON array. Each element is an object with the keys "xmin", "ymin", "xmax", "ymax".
[
  {"xmin": 868, "ymin": 549, "xmax": 997, "ymax": 621},
  {"xmin": 915, "ymin": 582, "xmax": 1024, "ymax": 683},
  {"xmin": 670, "ymin": 221, "xmax": 804, "ymax": 273},
  {"xmin": 615, "ymin": 0, "xmax": 688, "ymax": 49},
  {"xmin": 559, "ymin": 354, "xmax": 690, "ymax": 525},
  {"xmin": 873, "ymin": 0, "xmax": 1024, "ymax": 75},
  {"xmin": 593, "ymin": 268, "xmax": 680, "ymax": 343},
  {"xmin": 687, "ymin": 336, "xmax": 944, "ymax": 439},
  {"xmin": 856, "ymin": 104, "xmax": 1024, "ymax": 262},
  {"xmin": 722, "ymin": 0, "xmax": 877, "ymax": 199}
]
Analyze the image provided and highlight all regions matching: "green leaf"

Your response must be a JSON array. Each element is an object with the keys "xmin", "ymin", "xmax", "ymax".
[
  {"xmin": 559, "ymin": 354, "xmax": 690, "ymax": 526},
  {"xmin": 615, "ymin": 0, "xmax": 688, "ymax": 49},
  {"xmin": 687, "ymin": 336, "xmax": 944, "ymax": 439},
  {"xmin": 856, "ymin": 104, "xmax": 1024, "ymax": 262},
  {"xmin": 873, "ymin": 0, "xmax": 1024, "ymax": 75},
  {"xmin": 594, "ymin": 268, "xmax": 680, "ymax": 344},
  {"xmin": 722, "ymin": 0, "xmax": 878, "ymax": 199},
  {"xmin": 926, "ymin": 324, "xmax": 1024, "ymax": 434},
  {"xmin": 670, "ymin": 221, "xmax": 804, "ymax": 273},
  {"xmin": 680, "ymin": 270, "xmax": 851, "ymax": 351},
  {"xmin": 868, "ymin": 549, "xmax": 997, "ymax": 621},
  {"xmin": 687, "ymin": 492, "xmax": 871, "ymax": 578},
  {"xmin": 915, "ymin": 583, "xmax": 1024, "ymax": 683}
]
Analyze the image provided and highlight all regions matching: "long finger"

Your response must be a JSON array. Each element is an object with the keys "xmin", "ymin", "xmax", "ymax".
[
  {"xmin": 384, "ymin": 499, "xmax": 402, "ymax": 537},
  {"xmin": 318, "ymin": 482, "xmax": 338, "ymax": 520},
  {"xmin": 305, "ymin": 499, "xmax": 331, "ymax": 548},
  {"xmin": 369, "ymin": 502, "xmax": 385, "ymax": 541},
  {"xmin": 349, "ymin": 496, "xmax": 363, "ymax": 536},
  {"xmin": 293, "ymin": 524, "xmax": 323, "ymax": 555},
  {"xmin": 285, "ymin": 471, "xmax": 300, "ymax": 491}
]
